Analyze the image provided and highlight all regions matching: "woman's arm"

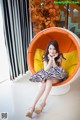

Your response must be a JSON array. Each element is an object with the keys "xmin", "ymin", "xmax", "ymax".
[
  {"xmin": 43, "ymin": 53, "xmax": 59, "ymax": 70},
  {"xmin": 52, "ymin": 58, "xmax": 57, "ymax": 67},
  {"xmin": 43, "ymin": 59, "xmax": 52, "ymax": 71},
  {"xmin": 52, "ymin": 53, "xmax": 59, "ymax": 67}
]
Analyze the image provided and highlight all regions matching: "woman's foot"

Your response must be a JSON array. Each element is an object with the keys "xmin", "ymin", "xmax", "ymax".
[
  {"xmin": 34, "ymin": 102, "xmax": 46, "ymax": 114},
  {"xmin": 25, "ymin": 107, "xmax": 34, "ymax": 118}
]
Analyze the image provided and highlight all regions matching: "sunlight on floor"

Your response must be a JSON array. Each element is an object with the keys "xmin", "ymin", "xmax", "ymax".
[{"xmin": 0, "ymin": 72, "xmax": 80, "ymax": 120}]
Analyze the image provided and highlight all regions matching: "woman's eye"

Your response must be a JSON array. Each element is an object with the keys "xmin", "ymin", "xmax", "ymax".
[
  {"xmin": 49, "ymin": 48, "xmax": 56, "ymax": 51},
  {"xmin": 49, "ymin": 48, "xmax": 52, "ymax": 50}
]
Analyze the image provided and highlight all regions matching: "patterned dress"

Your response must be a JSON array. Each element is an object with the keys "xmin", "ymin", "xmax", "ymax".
[{"xmin": 29, "ymin": 66, "xmax": 68, "ymax": 82}]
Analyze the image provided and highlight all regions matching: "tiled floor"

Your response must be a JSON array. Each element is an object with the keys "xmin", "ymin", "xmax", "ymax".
[{"xmin": 0, "ymin": 71, "xmax": 80, "ymax": 120}]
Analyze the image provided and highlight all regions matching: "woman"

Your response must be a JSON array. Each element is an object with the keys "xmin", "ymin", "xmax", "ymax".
[{"xmin": 26, "ymin": 40, "xmax": 68, "ymax": 118}]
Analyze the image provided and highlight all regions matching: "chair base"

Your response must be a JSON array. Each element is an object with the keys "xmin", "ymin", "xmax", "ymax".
[{"xmin": 50, "ymin": 84, "xmax": 70, "ymax": 95}]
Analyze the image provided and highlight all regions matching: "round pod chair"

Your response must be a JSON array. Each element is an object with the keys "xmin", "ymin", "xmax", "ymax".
[{"xmin": 27, "ymin": 27, "xmax": 80, "ymax": 95}]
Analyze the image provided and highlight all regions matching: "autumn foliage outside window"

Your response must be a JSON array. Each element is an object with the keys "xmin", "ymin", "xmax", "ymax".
[{"xmin": 29, "ymin": 0, "xmax": 61, "ymax": 36}]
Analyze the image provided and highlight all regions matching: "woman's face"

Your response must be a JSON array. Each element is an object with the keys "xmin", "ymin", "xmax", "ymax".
[{"xmin": 48, "ymin": 44, "xmax": 57, "ymax": 56}]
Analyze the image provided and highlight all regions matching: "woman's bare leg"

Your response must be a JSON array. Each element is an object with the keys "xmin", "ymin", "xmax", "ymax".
[
  {"xmin": 31, "ymin": 81, "xmax": 46, "ymax": 109},
  {"xmin": 41, "ymin": 79, "xmax": 59, "ymax": 105},
  {"xmin": 26, "ymin": 81, "xmax": 47, "ymax": 118},
  {"xmin": 31, "ymin": 79, "xmax": 59, "ymax": 108},
  {"xmin": 34, "ymin": 79, "xmax": 59, "ymax": 114},
  {"xmin": 26, "ymin": 79, "xmax": 60, "ymax": 117}
]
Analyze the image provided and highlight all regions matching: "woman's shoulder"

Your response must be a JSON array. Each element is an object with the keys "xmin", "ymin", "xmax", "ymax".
[
  {"xmin": 59, "ymin": 52, "xmax": 63, "ymax": 56},
  {"xmin": 59, "ymin": 52, "xmax": 66, "ymax": 60},
  {"xmin": 42, "ymin": 55, "xmax": 48, "ymax": 62},
  {"xmin": 42, "ymin": 55, "xmax": 45, "ymax": 61}
]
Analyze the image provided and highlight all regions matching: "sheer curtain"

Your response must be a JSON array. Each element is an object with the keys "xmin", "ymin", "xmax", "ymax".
[
  {"xmin": 0, "ymin": 1, "xmax": 10, "ymax": 82},
  {"xmin": 1, "ymin": 0, "xmax": 31, "ymax": 80}
]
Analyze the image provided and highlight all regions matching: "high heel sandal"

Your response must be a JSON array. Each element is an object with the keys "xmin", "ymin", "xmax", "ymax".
[
  {"xmin": 34, "ymin": 103, "xmax": 46, "ymax": 114},
  {"xmin": 25, "ymin": 107, "xmax": 34, "ymax": 118}
]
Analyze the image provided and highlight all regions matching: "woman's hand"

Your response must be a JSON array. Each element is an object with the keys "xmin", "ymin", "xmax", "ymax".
[
  {"xmin": 53, "ymin": 53, "xmax": 58, "ymax": 58},
  {"xmin": 48, "ymin": 54, "xmax": 53, "ymax": 61},
  {"xmin": 47, "ymin": 53, "xmax": 59, "ymax": 67},
  {"xmin": 48, "ymin": 53, "xmax": 58, "ymax": 60}
]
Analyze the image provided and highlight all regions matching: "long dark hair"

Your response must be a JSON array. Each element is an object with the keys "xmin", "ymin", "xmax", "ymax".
[{"xmin": 42, "ymin": 40, "xmax": 66, "ymax": 66}]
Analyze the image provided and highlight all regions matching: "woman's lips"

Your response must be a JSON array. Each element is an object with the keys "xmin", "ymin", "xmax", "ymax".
[{"xmin": 50, "ymin": 54, "xmax": 55, "ymax": 56}]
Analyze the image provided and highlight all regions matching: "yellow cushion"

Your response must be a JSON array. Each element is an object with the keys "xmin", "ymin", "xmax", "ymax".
[
  {"xmin": 34, "ymin": 48, "xmax": 44, "ymax": 61},
  {"xmin": 34, "ymin": 49, "xmax": 44, "ymax": 72},
  {"xmin": 34, "ymin": 49, "xmax": 78, "ymax": 75},
  {"xmin": 62, "ymin": 50, "xmax": 78, "ymax": 70},
  {"xmin": 67, "ymin": 65, "xmax": 77, "ymax": 76},
  {"xmin": 34, "ymin": 60, "xmax": 44, "ymax": 72}
]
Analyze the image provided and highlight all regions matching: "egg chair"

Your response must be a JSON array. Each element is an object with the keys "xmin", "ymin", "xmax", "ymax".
[{"xmin": 27, "ymin": 27, "xmax": 80, "ymax": 95}]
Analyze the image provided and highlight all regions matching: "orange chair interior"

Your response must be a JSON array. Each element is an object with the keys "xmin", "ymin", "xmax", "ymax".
[{"xmin": 28, "ymin": 28, "xmax": 79, "ymax": 86}]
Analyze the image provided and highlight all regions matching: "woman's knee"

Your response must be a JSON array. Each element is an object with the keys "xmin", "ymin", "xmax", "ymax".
[
  {"xmin": 41, "ymin": 81, "xmax": 46, "ymax": 87},
  {"xmin": 52, "ymin": 79, "xmax": 60, "ymax": 84},
  {"xmin": 46, "ymin": 79, "xmax": 53, "ymax": 84},
  {"xmin": 46, "ymin": 79, "xmax": 59, "ymax": 84}
]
